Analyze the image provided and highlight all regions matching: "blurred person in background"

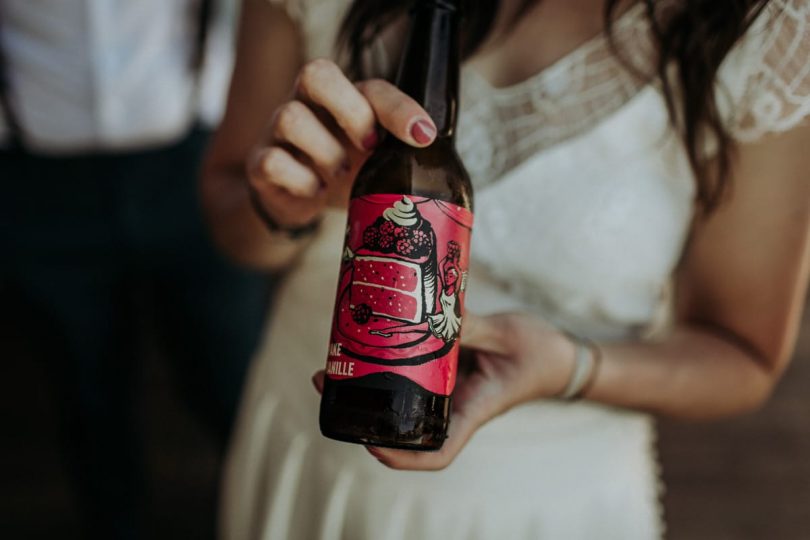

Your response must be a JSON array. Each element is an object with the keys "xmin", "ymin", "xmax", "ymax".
[
  {"xmin": 203, "ymin": 0, "xmax": 809, "ymax": 538},
  {"xmin": 0, "ymin": 1, "xmax": 269, "ymax": 538}
]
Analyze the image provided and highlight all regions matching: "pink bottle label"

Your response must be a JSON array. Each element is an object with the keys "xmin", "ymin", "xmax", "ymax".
[{"xmin": 326, "ymin": 194, "xmax": 473, "ymax": 396}]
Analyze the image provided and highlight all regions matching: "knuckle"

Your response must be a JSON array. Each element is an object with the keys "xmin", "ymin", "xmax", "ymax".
[
  {"xmin": 321, "ymin": 146, "xmax": 347, "ymax": 171},
  {"xmin": 254, "ymin": 147, "xmax": 287, "ymax": 185},
  {"xmin": 308, "ymin": 141, "xmax": 345, "ymax": 173},
  {"xmin": 286, "ymin": 184, "xmax": 314, "ymax": 199},
  {"xmin": 346, "ymin": 108, "xmax": 375, "ymax": 137},
  {"xmin": 297, "ymin": 58, "xmax": 338, "ymax": 92},
  {"xmin": 389, "ymin": 100, "xmax": 416, "ymax": 124},
  {"xmin": 274, "ymin": 100, "xmax": 308, "ymax": 136}
]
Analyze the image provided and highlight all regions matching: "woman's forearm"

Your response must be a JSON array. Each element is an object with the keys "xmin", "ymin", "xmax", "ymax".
[
  {"xmin": 199, "ymin": 0, "xmax": 311, "ymax": 270},
  {"xmin": 586, "ymin": 325, "xmax": 775, "ymax": 420}
]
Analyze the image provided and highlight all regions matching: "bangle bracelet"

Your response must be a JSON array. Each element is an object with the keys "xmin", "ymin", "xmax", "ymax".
[
  {"xmin": 557, "ymin": 333, "xmax": 602, "ymax": 400},
  {"xmin": 249, "ymin": 189, "xmax": 322, "ymax": 240},
  {"xmin": 577, "ymin": 339, "xmax": 602, "ymax": 399}
]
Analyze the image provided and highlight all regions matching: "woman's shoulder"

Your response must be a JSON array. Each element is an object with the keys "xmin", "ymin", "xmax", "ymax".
[{"xmin": 718, "ymin": 0, "xmax": 810, "ymax": 142}]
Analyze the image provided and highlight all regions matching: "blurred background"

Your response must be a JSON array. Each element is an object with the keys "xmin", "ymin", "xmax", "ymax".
[{"xmin": 1, "ymin": 0, "xmax": 808, "ymax": 539}]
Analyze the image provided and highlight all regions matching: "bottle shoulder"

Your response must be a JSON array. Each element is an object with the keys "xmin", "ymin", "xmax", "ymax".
[{"xmin": 352, "ymin": 138, "xmax": 473, "ymax": 210}]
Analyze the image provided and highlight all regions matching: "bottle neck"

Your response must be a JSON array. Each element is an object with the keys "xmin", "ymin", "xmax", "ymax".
[{"xmin": 395, "ymin": 1, "xmax": 461, "ymax": 140}]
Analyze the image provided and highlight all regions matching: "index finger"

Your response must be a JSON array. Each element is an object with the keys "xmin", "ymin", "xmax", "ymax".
[{"xmin": 295, "ymin": 59, "xmax": 379, "ymax": 151}]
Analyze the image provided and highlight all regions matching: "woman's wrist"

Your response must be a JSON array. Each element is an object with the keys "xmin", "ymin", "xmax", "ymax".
[
  {"xmin": 555, "ymin": 334, "xmax": 603, "ymax": 400},
  {"xmin": 535, "ymin": 329, "xmax": 604, "ymax": 401},
  {"xmin": 538, "ymin": 328, "xmax": 579, "ymax": 399},
  {"xmin": 249, "ymin": 188, "xmax": 323, "ymax": 240}
]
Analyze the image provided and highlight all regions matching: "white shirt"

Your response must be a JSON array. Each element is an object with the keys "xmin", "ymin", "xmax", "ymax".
[{"xmin": 0, "ymin": 0, "xmax": 235, "ymax": 154}]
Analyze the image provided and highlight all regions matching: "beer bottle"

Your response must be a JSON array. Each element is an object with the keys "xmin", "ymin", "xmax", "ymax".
[{"xmin": 320, "ymin": 0, "xmax": 473, "ymax": 451}]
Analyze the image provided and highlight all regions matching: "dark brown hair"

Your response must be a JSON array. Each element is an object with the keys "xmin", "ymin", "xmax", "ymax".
[{"xmin": 339, "ymin": 0, "xmax": 773, "ymax": 211}]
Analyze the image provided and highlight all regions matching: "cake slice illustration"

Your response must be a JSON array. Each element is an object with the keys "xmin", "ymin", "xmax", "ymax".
[
  {"xmin": 332, "ymin": 195, "xmax": 470, "ymax": 365},
  {"xmin": 349, "ymin": 197, "xmax": 437, "ymax": 326}
]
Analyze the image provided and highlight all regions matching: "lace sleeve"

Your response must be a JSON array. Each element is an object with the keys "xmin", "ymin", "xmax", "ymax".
[{"xmin": 720, "ymin": 0, "xmax": 810, "ymax": 142}]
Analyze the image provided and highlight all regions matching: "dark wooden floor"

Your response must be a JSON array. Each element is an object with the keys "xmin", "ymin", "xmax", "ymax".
[
  {"xmin": 1, "ymin": 298, "xmax": 809, "ymax": 539},
  {"xmin": 659, "ymin": 303, "xmax": 810, "ymax": 540}
]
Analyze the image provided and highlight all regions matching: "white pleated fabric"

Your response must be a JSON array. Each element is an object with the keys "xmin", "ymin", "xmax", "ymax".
[{"xmin": 222, "ymin": 1, "xmax": 810, "ymax": 539}]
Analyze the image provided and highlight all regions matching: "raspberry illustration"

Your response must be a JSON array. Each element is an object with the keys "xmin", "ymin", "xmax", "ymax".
[
  {"xmin": 409, "ymin": 229, "xmax": 430, "ymax": 257},
  {"xmin": 351, "ymin": 303, "xmax": 372, "ymax": 324},
  {"xmin": 411, "ymin": 229, "xmax": 429, "ymax": 248},
  {"xmin": 363, "ymin": 226, "xmax": 381, "ymax": 248},
  {"xmin": 380, "ymin": 220, "xmax": 396, "ymax": 236},
  {"xmin": 394, "ymin": 226, "xmax": 411, "ymax": 239},
  {"xmin": 378, "ymin": 234, "xmax": 395, "ymax": 250},
  {"xmin": 446, "ymin": 240, "xmax": 461, "ymax": 261},
  {"xmin": 396, "ymin": 239, "xmax": 415, "ymax": 256}
]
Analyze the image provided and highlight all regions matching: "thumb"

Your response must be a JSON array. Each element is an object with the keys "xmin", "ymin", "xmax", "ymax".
[{"xmin": 356, "ymin": 79, "xmax": 437, "ymax": 148}]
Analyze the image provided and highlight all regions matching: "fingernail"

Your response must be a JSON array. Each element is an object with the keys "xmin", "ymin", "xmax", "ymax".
[
  {"xmin": 410, "ymin": 119, "xmax": 436, "ymax": 145},
  {"xmin": 362, "ymin": 130, "xmax": 379, "ymax": 151},
  {"xmin": 365, "ymin": 445, "xmax": 381, "ymax": 456}
]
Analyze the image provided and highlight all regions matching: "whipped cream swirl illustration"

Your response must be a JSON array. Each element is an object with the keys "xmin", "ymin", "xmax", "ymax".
[{"xmin": 383, "ymin": 196, "xmax": 419, "ymax": 227}]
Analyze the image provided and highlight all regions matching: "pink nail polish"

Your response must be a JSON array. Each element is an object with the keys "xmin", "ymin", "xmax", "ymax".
[
  {"xmin": 411, "ymin": 119, "xmax": 436, "ymax": 145},
  {"xmin": 362, "ymin": 130, "xmax": 379, "ymax": 151}
]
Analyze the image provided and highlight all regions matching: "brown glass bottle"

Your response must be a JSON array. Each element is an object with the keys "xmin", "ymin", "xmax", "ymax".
[{"xmin": 319, "ymin": 0, "xmax": 473, "ymax": 451}]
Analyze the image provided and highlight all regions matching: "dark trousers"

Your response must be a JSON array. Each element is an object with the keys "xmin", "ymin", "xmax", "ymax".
[{"xmin": 0, "ymin": 127, "xmax": 269, "ymax": 539}]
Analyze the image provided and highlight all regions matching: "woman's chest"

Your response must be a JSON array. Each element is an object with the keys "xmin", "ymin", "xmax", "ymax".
[{"xmin": 462, "ymin": 88, "xmax": 696, "ymax": 328}]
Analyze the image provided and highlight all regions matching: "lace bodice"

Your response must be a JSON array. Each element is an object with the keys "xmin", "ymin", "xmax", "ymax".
[
  {"xmin": 456, "ymin": 3, "xmax": 656, "ymax": 188},
  {"xmin": 270, "ymin": 0, "xmax": 810, "ymax": 338}
]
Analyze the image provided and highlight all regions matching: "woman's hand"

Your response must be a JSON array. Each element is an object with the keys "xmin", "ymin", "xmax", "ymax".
[
  {"xmin": 312, "ymin": 312, "xmax": 577, "ymax": 471},
  {"xmin": 247, "ymin": 58, "xmax": 439, "ymax": 229}
]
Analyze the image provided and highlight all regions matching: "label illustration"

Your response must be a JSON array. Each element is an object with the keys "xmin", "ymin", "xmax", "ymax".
[{"xmin": 326, "ymin": 194, "xmax": 473, "ymax": 396}]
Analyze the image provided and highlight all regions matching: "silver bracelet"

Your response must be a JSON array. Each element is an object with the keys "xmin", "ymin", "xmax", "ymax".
[{"xmin": 557, "ymin": 334, "xmax": 598, "ymax": 400}]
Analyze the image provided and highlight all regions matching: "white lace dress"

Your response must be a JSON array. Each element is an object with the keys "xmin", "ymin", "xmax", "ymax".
[{"xmin": 222, "ymin": 1, "xmax": 810, "ymax": 539}]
